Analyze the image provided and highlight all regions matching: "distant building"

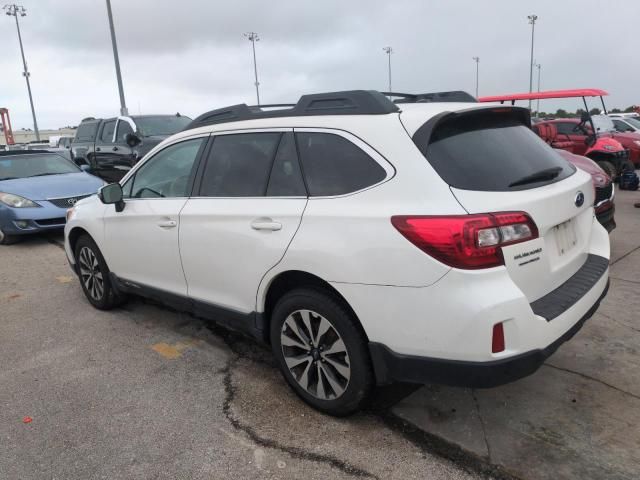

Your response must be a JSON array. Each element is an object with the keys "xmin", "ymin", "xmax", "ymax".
[{"xmin": 0, "ymin": 128, "xmax": 76, "ymax": 146}]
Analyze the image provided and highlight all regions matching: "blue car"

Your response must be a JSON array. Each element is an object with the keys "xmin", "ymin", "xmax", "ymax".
[{"xmin": 0, "ymin": 150, "xmax": 104, "ymax": 245}]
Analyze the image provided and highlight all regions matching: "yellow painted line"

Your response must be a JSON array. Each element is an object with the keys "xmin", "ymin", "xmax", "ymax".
[{"xmin": 151, "ymin": 339, "xmax": 200, "ymax": 359}]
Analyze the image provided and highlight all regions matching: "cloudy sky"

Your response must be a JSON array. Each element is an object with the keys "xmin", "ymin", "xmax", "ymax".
[{"xmin": 1, "ymin": 0, "xmax": 639, "ymax": 130}]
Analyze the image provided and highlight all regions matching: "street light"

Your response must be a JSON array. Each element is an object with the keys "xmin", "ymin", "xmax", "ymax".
[
  {"xmin": 3, "ymin": 3, "xmax": 40, "ymax": 141},
  {"xmin": 105, "ymin": 0, "xmax": 128, "ymax": 116},
  {"xmin": 527, "ymin": 14, "xmax": 538, "ymax": 111},
  {"xmin": 472, "ymin": 56, "xmax": 480, "ymax": 98},
  {"xmin": 383, "ymin": 46, "xmax": 393, "ymax": 93},
  {"xmin": 244, "ymin": 32, "xmax": 261, "ymax": 105},
  {"xmin": 534, "ymin": 62, "xmax": 542, "ymax": 116}
]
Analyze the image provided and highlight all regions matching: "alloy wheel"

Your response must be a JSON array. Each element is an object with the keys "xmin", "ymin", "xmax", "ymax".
[
  {"xmin": 280, "ymin": 309, "xmax": 351, "ymax": 400},
  {"xmin": 78, "ymin": 246, "xmax": 104, "ymax": 301}
]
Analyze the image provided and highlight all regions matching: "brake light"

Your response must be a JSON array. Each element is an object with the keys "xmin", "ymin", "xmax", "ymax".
[{"xmin": 391, "ymin": 212, "xmax": 538, "ymax": 269}]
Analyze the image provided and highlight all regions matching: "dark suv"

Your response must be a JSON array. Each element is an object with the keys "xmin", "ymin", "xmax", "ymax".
[{"xmin": 71, "ymin": 114, "xmax": 191, "ymax": 182}]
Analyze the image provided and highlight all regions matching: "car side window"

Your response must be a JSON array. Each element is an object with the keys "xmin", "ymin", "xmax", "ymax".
[
  {"xmin": 100, "ymin": 120, "xmax": 116, "ymax": 143},
  {"xmin": 295, "ymin": 132, "xmax": 386, "ymax": 196},
  {"xmin": 554, "ymin": 122, "xmax": 576, "ymax": 136},
  {"xmin": 198, "ymin": 132, "xmax": 281, "ymax": 197},
  {"xmin": 266, "ymin": 133, "xmax": 307, "ymax": 196},
  {"xmin": 128, "ymin": 137, "xmax": 204, "ymax": 199},
  {"xmin": 116, "ymin": 120, "xmax": 134, "ymax": 143},
  {"xmin": 74, "ymin": 122, "xmax": 99, "ymax": 143}
]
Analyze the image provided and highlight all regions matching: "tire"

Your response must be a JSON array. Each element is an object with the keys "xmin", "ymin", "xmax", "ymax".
[
  {"xmin": 0, "ymin": 227, "xmax": 21, "ymax": 245},
  {"xmin": 74, "ymin": 234, "xmax": 126, "ymax": 310},
  {"xmin": 270, "ymin": 288, "xmax": 374, "ymax": 416},
  {"xmin": 598, "ymin": 160, "xmax": 617, "ymax": 180}
]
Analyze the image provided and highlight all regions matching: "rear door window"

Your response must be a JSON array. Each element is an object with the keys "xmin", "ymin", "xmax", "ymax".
[
  {"xmin": 74, "ymin": 122, "xmax": 99, "ymax": 142},
  {"xmin": 266, "ymin": 133, "xmax": 306, "ymax": 196},
  {"xmin": 416, "ymin": 110, "xmax": 575, "ymax": 191},
  {"xmin": 99, "ymin": 120, "xmax": 116, "ymax": 143},
  {"xmin": 295, "ymin": 132, "xmax": 386, "ymax": 196},
  {"xmin": 198, "ymin": 133, "xmax": 281, "ymax": 197}
]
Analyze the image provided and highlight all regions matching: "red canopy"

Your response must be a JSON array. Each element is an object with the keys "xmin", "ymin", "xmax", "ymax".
[{"xmin": 478, "ymin": 89, "xmax": 609, "ymax": 103}]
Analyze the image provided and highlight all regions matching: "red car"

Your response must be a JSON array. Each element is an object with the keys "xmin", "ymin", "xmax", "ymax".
[
  {"xmin": 539, "ymin": 117, "xmax": 640, "ymax": 167},
  {"xmin": 555, "ymin": 149, "xmax": 616, "ymax": 232}
]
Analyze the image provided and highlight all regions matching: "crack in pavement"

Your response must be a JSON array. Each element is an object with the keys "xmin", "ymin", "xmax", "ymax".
[
  {"xmin": 471, "ymin": 389, "xmax": 492, "ymax": 463},
  {"xmin": 220, "ymin": 356, "xmax": 378, "ymax": 479},
  {"xmin": 610, "ymin": 244, "xmax": 640, "ymax": 266},
  {"xmin": 596, "ymin": 311, "xmax": 640, "ymax": 334},
  {"xmin": 542, "ymin": 363, "xmax": 640, "ymax": 401}
]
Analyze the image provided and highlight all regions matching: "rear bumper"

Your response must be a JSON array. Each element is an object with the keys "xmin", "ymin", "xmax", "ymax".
[{"xmin": 368, "ymin": 279, "xmax": 609, "ymax": 387}]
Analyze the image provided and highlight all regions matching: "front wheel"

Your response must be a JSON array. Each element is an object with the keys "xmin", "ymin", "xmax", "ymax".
[
  {"xmin": 598, "ymin": 160, "xmax": 617, "ymax": 180},
  {"xmin": 0, "ymin": 227, "xmax": 20, "ymax": 245},
  {"xmin": 270, "ymin": 288, "xmax": 374, "ymax": 416},
  {"xmin": 74, "ymin": 235, "xmax": 126, "ymax": 310}
]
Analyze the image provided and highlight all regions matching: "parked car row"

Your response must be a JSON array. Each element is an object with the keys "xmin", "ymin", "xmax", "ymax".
[
  {"xmin": 61, "ymin": 90, "xmax": 611, "ymax": 415},
  {"xmin": 70, "ymin": 114, "xmax": 191, "ymax": 182}
]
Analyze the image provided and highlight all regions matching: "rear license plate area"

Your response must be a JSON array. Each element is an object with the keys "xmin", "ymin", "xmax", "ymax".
[{"xmin": 554, "ymin": 219, "xmax": 578, "ymax": 256}]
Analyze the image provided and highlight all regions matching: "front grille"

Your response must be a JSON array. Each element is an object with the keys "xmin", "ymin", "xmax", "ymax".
[
  {"xmin": 595, "ymin": 183, "xmax": 613, "ymax": 204},
  {"xmin": 48, "ymin": 194, "xmax": 91, "ymax": 208},
  {"xmin": 35, "ymin": 218, "xmax": 66, "ymax": 226}
]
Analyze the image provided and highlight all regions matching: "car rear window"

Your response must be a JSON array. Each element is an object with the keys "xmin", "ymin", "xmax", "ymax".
[
  {"xmin": 415, "ymin": 110, "xmax": 575, "ymax": 191},
  {"xmin": 74, "ymin": 122, "xmax": 99, "ymax": 142}
]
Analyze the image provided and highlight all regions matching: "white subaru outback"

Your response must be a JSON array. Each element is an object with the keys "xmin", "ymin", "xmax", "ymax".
[{"xmin": 64, "ymin": 90, "xmax": 610, "ymax": 415}]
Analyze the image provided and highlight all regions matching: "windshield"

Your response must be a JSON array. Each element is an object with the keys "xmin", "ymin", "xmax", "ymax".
[
  {"xmin": 623, "ymin": 117, "xmax": 640, "ymax": 129},
  {"xmin": 591, "ymin": 115, "xmax": 616, "ymax": 133},
  {"xmin": 0, "ymin": 154, "xmax": 79, "ymax": 180},
  {"xmin": 133, "ymin": 115, "xmax": 191, "ymax": 137}
]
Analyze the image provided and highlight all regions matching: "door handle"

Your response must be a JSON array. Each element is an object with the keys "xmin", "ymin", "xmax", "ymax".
[
  {"xmin": 251, "ymin": 218, "xmax": 282, "ymax": 231},
  {"xmin": 96, "ymin": 147, "xmax": 101, "ymax": 152},
  {"xmin": 112, "ymin": 146, "xmax": 118, "ymax": 151},
  {"xmin": 157, "ymin": 220, "xmax": 177, "ymax": 228}
]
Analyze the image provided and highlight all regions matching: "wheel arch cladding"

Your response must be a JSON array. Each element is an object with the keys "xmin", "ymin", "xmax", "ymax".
[
  {"xmin": 262, "ymin": 270, "xmax": 369, "ymax": 345},
  {"xmin": 68, "ymin": 226, "xmax": 92, "ymax": 254}
]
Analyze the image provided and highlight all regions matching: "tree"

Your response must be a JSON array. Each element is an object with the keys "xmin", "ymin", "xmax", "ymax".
[
  {"xmin": 589, "ymin": 108, "xmax": 601, "ymax": 116},
  {"xmin": 611, "ymin": 108, "xmax": 622, "ymax": 113},
  {"xmin": 555, "ymin": 109, "xmax": 568, "ymax": 118}
]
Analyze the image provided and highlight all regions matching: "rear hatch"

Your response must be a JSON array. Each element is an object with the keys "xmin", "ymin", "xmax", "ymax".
[{"xmin": 406, "ymin": 106, "xmax": 595, "ymax": 302}]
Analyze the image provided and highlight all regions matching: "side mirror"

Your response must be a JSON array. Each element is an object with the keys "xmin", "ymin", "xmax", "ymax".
[
  {"xmin": 98, "ymin": 183, "xmax": 125, "ymax": 212},
  {"xmin": 80, "ymin": 164, "xmax": 90, "ymax": 172},
  {"xmin": 125, "ymin": 133, "xmax": 141, "ymax": 148}
]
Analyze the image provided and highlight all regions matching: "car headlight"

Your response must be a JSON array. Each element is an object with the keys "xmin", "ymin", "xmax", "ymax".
[
  {"xmin": 0, "ymin": 192, "xmax": 40, "ymax": 208},
  {"xmin": 633, "ymin": 140, "xmax": 640, "ymax": 147}
]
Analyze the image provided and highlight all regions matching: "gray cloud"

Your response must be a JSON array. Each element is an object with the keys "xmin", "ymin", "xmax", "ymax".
[{"xmin": 1, "ymin": 0, "xmax": 639, "ymax": 129}]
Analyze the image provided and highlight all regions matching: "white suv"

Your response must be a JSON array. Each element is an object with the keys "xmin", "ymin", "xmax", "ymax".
[{"xmin": 64, "ymin": 90, "xmax": 610, "ymax": 415}]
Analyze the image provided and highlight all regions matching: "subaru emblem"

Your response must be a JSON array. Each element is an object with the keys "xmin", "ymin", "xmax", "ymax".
[
  {"xmin": 574, "ymin": 191, "xmax": 584, "ymax": 208},
  {"xmin": 67, "ymin": 197, "xmax": 78, "ymax": 206}
]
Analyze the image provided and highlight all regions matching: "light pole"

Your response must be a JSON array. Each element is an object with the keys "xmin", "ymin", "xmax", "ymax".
[
  {"xmin": 383, "ymin": 46, "xmax": 393, "ymax": 93},
  {"xmin": 534, "ymin": 62, "xmax": 541, "ymax": 116},
  {"xmin": 244, "ymin": 32, "xmax": 261, "ymax": 105},
  {"xmin": 105, "ymin": 0, "xmax": 128, "ymax": 116},
  {"xmin": 472, "ymin": 56, "xmax": 480, "ymax": 98},
  {"xmin": 527, "ymin": 14, "xmax": 538, "ymax": 111},
  {"xmin": 4, "ymin": 4, "xmax": 40, "ymax": 141}
]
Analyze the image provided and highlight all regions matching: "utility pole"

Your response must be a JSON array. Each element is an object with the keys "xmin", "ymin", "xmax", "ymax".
[
  {"xmin": 105, "ymin": 0, "xmax": 128, "ymax": 116},
  {"xmin": 535, "ymin": 62, "xmax": 542, "ymax": 117},
  {"xmin": 527, "ymin": 14, "xmax": 538, "ymax": 111},
  {"xmin": 383, "ymin": 46, "xmax": 393, "ymax": 93},
  {"xmin": 472, "ymin": 56, "xmax": 480, "ymax": 98},
  {"xmin": 244, "ymin": 32, "xmax": 261, "ymax": 105},
  {"xmin": 4, "ymin": 4, "xmax": 40, "ymax": 141}
]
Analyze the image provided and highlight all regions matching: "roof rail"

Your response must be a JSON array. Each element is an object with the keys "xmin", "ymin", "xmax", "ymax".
[
  {"xmin": 383, "ymin": 91, "xmax": 477, "ymax": 104},
  {"xmin": 185, "ymin": 90, "xmax": 399, "ymax": 130}
]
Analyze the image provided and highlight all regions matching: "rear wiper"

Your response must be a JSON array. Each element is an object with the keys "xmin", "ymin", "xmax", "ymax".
[{"xmin": 508, "ymin": 167, "xmax": 563, "ymax": 188}]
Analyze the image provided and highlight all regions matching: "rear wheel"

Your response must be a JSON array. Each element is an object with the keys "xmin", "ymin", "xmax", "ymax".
[
  {"xmin": 270, "ymin": 288, "xmax": 373, "ymax": 416},
  {"xmin": 0, "ymin": 227, "xmax": 20, "ymax": 245},
  {"xmin": 74, "ymin": 235, "xmax": 126, "ymax": 310}
]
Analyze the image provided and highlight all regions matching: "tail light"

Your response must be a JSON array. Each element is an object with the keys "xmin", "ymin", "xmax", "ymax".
[
  {"xmin": 391, "ymin": 212, "xmax": 538, "ymax": 269},
  {"xmin": 492, "ymin": 323, "xmax": 505, "ymax": 353}
]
